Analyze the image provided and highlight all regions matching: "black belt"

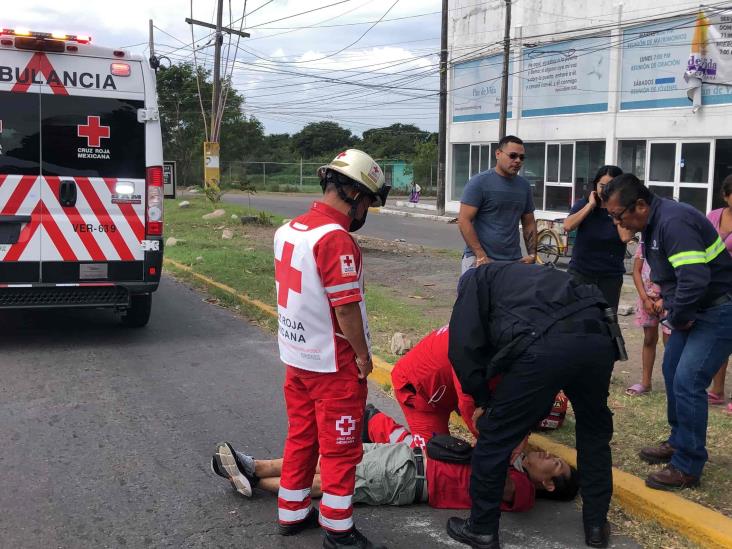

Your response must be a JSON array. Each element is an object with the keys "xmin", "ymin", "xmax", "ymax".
[
  {"xmin": 701, "ymin": 292, "xmax": 732, "ymax": 310},
  {"xmin": 412, "ymin": 447, "xmax": 427, "ymax": 503},
  {"xmin": 553, "ymin": 318, "xmax": 610, "ymax": 336}
]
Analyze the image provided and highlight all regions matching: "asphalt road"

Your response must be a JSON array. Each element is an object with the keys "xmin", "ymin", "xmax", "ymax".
[
  {"xmin": 0, "ymin": 277, "xmax": 639, "ymax": 548},
  {"xmin": 223, "ymin": 192, "xmax": 466, "ymax": 251}
]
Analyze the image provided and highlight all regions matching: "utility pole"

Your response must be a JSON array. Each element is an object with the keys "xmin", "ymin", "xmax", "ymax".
[
  {"xmin": 498, "ymin": 0, "xmax": 512, "ymax": 140},
  {"xmin": 436, "ymin": 0, "xmax": 448, "ymax": 216},
  {"xmin": 186, "ymin": 6, "xmax": 250, "ymax": 189},
  {"xmin": 211, "ymin": 0, "xmax": 224, "ymax": 141}
]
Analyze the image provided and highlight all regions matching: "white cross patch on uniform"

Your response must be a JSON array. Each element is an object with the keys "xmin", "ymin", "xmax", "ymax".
[{"xmin": 340, "ymin": 254, "xmax": 356, "ymax": 276}]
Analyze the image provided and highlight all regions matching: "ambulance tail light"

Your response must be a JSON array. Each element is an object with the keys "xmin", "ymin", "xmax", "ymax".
[
  {"xmin": 111, "ymin": 63, "xmax": 131, "ymax": 76},
  {"xmin": 146, "ymin": 166, "xmax": 164, "ymax": 236}
]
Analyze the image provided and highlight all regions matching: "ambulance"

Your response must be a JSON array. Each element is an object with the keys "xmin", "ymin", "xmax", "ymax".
[{"xmin": 0, "ymin": 28, "xmax": 164, "ymax": 327}]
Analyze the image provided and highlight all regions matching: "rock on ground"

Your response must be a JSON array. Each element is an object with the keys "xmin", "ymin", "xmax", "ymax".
[
  {"xmin": 166, "ymin": 237, "xmax": 179, "ymax": 247},
  {"xmin": 202, "ymin": 209, "xmax": 226, "ymax": 220},
  {"xmin": 178, "ymin": 200, "xmax": 191, "ymax": 208},
  {"xmin": 222, "ymin": 229, "xmax": 234, "ymax": 240},
  {"xmin": 390, "ymin": 332, "xmax": 413, "ymax": 355}
]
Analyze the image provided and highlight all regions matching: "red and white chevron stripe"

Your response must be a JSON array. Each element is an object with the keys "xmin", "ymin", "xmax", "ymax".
[{"xmin": 0, "ymin": 174, "xmax": 145, "ymax": 262}]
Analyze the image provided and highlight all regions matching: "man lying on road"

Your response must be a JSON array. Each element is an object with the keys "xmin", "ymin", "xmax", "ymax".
[{"xmin": 210, "ymin": 409, "xmax": 577, "ymax": 516}]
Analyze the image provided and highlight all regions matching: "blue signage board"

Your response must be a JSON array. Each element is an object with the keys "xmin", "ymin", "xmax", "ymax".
[
  {"xmin": 452, "ymin": 54, "xmax": 512, "ymax": 122},
  {"xmin": 521, "ymin": 35, "xmax": 611, "ymax": 117},
  {"xmin": 620, "ymin": 16, "xmax": 732, "ymax": 110}
]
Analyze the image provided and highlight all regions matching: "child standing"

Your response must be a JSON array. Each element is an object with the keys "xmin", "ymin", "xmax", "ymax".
[{"xmin": 627, "ymin": 241, "xmax": 670, "ymax": 396}]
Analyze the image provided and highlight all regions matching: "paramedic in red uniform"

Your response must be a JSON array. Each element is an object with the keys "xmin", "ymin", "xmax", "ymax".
[{"xmin": 273, "ymin": 149, "xmax": 390, "ymax": 549}]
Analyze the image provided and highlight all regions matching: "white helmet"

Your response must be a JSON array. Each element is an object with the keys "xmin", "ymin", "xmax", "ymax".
[{"xmin": 319, "ymin": 149, "xmax": 390, "ymax": 207}]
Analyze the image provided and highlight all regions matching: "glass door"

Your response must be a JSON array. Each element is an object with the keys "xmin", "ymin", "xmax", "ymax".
[{"xmin": 646, "ymin": 141, "xmax": 713, "ymax": 212}]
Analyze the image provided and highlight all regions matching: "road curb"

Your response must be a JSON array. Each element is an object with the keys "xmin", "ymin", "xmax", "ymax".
[
  {"xmin": 163, "ymin": 257, "xmax": 732, "ymax": 549},
  {"xmin": 372, "ymin": 207, "xmax": 457, "ymax": 223}
]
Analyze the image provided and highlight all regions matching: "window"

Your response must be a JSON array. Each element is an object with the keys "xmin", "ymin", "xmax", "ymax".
[
  {"xmin": 451, "ymin": 144, "xmax": 470, "ymax": 201},
  {"xmin": 470, "ymin": 144, "xmax": 480, "ymax": 177},
  {"xmin": 679, "ymin": 187, "xmax": 708, "ymax": 212},
  {"xmin": 574, "ymin": 141, "xmax": 606, "ymax": 200},
  {"xmin": 649, "ymin": 143, "xmax": 675, "ymax": 183},
  {"xmin": 618, "ymin": 140, "xmax": 646, "ymax": 184},
  {"xmin": 479, "ymin": 144, "xmax": 491, "ymax": 172},
  {"xmin": 0, "ymin": 91, "xmax": 40, "ymax": 175},
  {"xmin": 680, "ymin": 142, "xmax": 710, "ymax": 183},
  {"xmin": 544, "ymin": 143, "xmax": 574, "ymax": 212},
  {"xmin": 521, "ymin": 142, "xmax": 545, "ymax": 210},
  {"xmin": 41, "ymin": 95, "xmax": 145, "ymax": 178}
]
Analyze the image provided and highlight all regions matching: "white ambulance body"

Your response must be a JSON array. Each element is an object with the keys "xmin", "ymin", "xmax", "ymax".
[{"xmin": 0, "ymin": 29, "xmax": 163, "ymax": 326}]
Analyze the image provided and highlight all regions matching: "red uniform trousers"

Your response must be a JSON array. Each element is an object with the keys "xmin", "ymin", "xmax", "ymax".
[
  {"xmin": 278, "ymin": 363, "xmax": 367, "ymax": 532},
  {"xmin": 366, "ymin": 410, "xmax": 419, "ymax": 447}
]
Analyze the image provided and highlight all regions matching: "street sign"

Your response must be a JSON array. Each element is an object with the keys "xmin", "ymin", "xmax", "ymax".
[
  {"xmin": 163, "ymin": 160, "xmax": 177, "ymax": 198},
  {"xmin": 204, "ymin": 141, "xmax": 220, "ymax": 190}
]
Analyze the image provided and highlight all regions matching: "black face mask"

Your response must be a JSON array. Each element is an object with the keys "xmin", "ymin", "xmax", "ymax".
[{"xmin": 349, "ymin": 209, "xmax": 368, "ymax": 232}]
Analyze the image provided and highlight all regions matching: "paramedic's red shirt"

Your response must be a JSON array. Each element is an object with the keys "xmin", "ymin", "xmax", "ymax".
[
  {"xmin": 426, "ymin": 459, "xmax": 535, "ymax": 512},
  {"xmin": 301, "ymin": 201, "xmax": 363, "ymax": 367},
  {"xmin": 391, "ymin": 326, "xmax": 458, "ymax": 413}
]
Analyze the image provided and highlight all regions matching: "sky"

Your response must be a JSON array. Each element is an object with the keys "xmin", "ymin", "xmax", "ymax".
[{"xmin": 3, "ymin": 0, "xmax": 444, "ymax": 136}]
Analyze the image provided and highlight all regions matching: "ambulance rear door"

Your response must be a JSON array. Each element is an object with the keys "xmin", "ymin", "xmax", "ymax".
[
  {"xmin": 39, "ymin": 52, "xmax": 146, "ymax": 284},
  {"xmin": 0, "ymin": 49, "xmax": 42, "ymax": 283}
]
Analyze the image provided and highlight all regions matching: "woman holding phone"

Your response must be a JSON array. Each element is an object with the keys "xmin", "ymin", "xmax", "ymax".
[{"xmin": 563, "ymin": 165, "xmax": 635, "ymax": 310}]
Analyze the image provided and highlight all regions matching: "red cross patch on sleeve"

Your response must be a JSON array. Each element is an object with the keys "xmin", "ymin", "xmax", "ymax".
[{"xmin": 340, "ymin": 254, "xmax": 356, "ymax": 276}]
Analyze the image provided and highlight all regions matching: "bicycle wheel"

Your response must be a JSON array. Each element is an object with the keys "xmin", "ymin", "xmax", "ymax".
[{"xmin": 536, "ymin": 229, "xmax": 560, "ymax": 265}]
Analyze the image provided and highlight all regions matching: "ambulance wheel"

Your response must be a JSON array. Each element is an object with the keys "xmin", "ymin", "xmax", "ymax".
[{"xmin": 122, "ymin": 293, "xmax": 152, "ymax": 328}]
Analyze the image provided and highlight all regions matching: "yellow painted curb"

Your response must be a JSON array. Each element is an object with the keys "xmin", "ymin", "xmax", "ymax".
[{"xmin": 164, "ymin": 258, "xmax": 732, "ymax": 548}]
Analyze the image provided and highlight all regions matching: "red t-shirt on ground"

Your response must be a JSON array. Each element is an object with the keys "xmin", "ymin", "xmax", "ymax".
[{"xmin": 426, "ymin": 458, "xmax": 535, "ymax": 512}]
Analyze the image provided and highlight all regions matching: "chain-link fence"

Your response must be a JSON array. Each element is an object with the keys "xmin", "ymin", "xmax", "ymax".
[{"xmin": 220, "ymin": 160, "xmax": 439, "ymax": 196}]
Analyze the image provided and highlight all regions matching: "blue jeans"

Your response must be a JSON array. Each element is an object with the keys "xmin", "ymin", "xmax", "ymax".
[{"xmin": 663, "ymin": 301, "xmax": 732, "ymax": 477}]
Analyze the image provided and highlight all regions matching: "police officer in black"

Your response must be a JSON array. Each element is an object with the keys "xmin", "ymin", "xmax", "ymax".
[{"xmin": 446, "ymin": 262, "xmax": 618, "ymax": 549}]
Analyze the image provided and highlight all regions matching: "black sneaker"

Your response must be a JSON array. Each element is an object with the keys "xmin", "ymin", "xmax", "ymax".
[
  {"xmin": 362, "ymin": 404, "xmax": 381, "ymax": 443},
  {"xmin": 210, "ymin": 441, "xmax": 258, "ymax": 497},
  {"xmin": 278, "ymin": 506, "xmax": 320, "ymax": 536},
  {"xmin": 323, "ymin": 527, "xmax": 387, "ymax": 549}
]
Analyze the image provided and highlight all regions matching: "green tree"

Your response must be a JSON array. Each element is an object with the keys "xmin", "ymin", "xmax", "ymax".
[
  {"xmin": 292, "ymin": 121, "xmax": 356, "ymax": 159},
  {"xmin": 361, "ymin": 123, "xmax": 425, "ymax": 159},
  {"xmin": 412, "ymin": 133, "xmax": 438, "ymax": 188},
  {"xmin": 156, "ymin": 63, "xmax": 265, "ymax": 187}
]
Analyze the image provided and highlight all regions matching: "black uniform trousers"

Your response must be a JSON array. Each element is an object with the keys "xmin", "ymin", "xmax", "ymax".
[{"xmin": 469, "ymin": 308, "xmax": 616, "ymax": 534}]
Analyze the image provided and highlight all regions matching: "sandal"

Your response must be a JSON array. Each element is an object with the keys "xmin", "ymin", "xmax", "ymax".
[
  {"xmin": 708, "ymin": 391, "xmax": 725, "ymax": 405},
  {"xmin": 626, "ymin": 383, "xmax": 650, "ymax": 396}
]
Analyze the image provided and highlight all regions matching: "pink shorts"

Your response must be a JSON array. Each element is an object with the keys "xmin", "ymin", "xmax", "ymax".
[{"xmin": 634, "ymin": 297, "xmax": 671, "ymax": 335}]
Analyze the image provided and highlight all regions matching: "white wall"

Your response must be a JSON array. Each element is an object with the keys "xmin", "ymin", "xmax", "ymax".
[{"xmin": 445, "ymin": 0, "xmax": 732, "ymax": 213}]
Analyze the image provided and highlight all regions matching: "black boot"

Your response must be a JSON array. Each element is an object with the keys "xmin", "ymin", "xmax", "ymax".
[
  {"xmin": 361, "ymin": 404, "xmax": 380, "ymax": 443},
  {"xmin": 446, "ymin": 517, "xmax": 500, "ymax": 549},
  {"xmin": 323, "ymin": 527, "xmax": 387, "ymax": 549},
  {"xmin": 584, "ymin": 522, "xmax": 610, "ymax": 548},
  {"xmin": 278, "ymin": 507, "xmax": 320, "ymax": 536}
]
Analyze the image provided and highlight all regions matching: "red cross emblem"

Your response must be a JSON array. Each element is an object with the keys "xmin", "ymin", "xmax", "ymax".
[
  {"xmin": 275, "ymin": 241, "xmax": 302, "ymax": 307},
  {"xmin": 77, "ymin": 116, "xmax": 111, "ymax": 148},
  {"xmin": 343, "ymin": 256, "xmax": 353, "ymax": 267},
  {"xmin": 335, "ymin": 151, "xmax": 348, "ymax": 159}
]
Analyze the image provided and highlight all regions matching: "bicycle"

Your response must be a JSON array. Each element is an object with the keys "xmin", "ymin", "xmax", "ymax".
[
  {"xmin": 536, "ymin": 219, "xmax": 573, "ymax": 265},
  {"xmin": 536, "ymin": 218, "xmax": 640, "ymax": 271}
]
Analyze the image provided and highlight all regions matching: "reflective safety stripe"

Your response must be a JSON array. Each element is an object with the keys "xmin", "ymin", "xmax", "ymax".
[
  {"xmin": 321, "ymin": 493, "xmax": 353, "ymax": 509},
  {"xmin": 278, "ymin": 486, "xmax": 311, "ymax": 502},
  {"xmin": 669, "ymin": 237, "xmax": 727, "ymax": 268},
  {"xmin": 668, "ymin": 250, "xmax": 705, "ymax": 268},
  {"xmin": 325, "ymin": 281, "xmax": 360, "ymax": 294},
  {"xmin": 279, "ymin": 507, "xmax": 311, "ymax": 523},
  {"xmin": 319, "ymin": 515, "xmax": 354, "ymax": 531},
  {"xmin": 389, "ymin": 427, "xmax": 408, "ymax": 443},
  {"xmin": 706, "ymin": 237, "xmax": 726, "ymax": 262}
]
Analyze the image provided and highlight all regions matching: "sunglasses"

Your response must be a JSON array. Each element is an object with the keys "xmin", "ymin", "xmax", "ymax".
[{"xmin": 500, "ymin": 150, "xmax": 525, "ymax": 161}]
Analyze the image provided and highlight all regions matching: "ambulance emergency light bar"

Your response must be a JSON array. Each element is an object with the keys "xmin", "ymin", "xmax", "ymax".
[{"xmin": 1, "ymin": 28, "xmax": 91, "ymax": 43}]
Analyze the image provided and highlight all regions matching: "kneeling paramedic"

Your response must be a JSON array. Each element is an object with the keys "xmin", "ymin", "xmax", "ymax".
[
  {"xmin": 272, "ymin": 150, "xmax": 390, "ymax": 549},
  {"xmin": 446, "ymin": 262, "xmax": 623, "ymax": 549}
]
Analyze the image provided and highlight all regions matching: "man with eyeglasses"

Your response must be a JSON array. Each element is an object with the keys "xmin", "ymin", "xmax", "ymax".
[
  {"xmin": 603, "ymin": 174, "xmax": 732, "ymax": 492},
  {"xmin": 457, "ymin": 135, "xmax": 537, "ymax": 274}
]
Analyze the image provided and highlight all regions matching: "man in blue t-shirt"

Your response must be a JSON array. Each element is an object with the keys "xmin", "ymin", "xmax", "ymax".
[{"xmin": 457, "ymin": 135, "xmax": 537, "ymax": 274}]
